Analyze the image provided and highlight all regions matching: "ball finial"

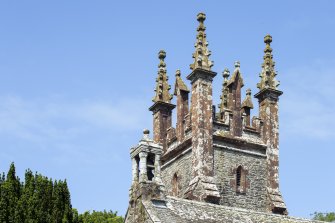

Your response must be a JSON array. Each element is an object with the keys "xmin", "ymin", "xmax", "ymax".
[
  {"xmin": 264, "ymin": 34, "xmax": 272, "ymax": 45},
  {"xmin": 222, "ymin": 68, "xmax": 230, "ymax": 79},
  {"xmin": 197, "ymin": 12, "xmax": 206, "ymax": 23},
  {"xmin": 158, "ymin": 50, "xmax": 166, "ymax": 60},
  {"xmin": 143, "ymin": 129, "xmax": 150, "ymax": 135}
]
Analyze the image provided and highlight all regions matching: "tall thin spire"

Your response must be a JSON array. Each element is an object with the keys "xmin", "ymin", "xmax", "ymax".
[
  {"xmin": 257, "ymin": 34, "xmax": 279, "ymax": 90},
  {"xmin": 152, "ymin": 50, "xmax": 173, "ymax": 103},
  {"xmin": 219, "ymin": 68, "xmax": 230, "ymax": 113},
  {"xmin": 190, "ymin": 12, "xmax": 213, "ymax": 71}
]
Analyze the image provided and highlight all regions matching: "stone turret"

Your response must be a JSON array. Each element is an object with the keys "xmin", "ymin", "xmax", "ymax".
[
  {"xmin": 184, "ymin": 12, "xmax": 220, "ymax": 203},
  {"xmin": 149, "ymin": 50, "xmax": 175, "ymax": 152},
  {"xmin": 254, "ymin": 35, "xmax": 287, "ymax": 214}
]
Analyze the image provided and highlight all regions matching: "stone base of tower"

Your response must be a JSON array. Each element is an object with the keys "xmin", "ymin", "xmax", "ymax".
[{"xmin": 184, "ymin": 176, "xmax": 220, "ymax": 204}]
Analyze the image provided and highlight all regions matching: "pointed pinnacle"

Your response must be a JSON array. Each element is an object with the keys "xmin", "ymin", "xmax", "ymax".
[
  {"xmin": 190, "ymin": 12, "xmax": 213, "ymax": 71},
  {"xmin": 257, "ymin": 34, "xmax": 280, "ymax": 90},
  {"xmin": 152, "ymin": 50, "xmax": 173, "ymax": 103}
]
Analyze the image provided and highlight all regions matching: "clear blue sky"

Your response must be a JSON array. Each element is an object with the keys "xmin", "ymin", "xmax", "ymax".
[{"xmin": 0, "ymin": 0, "xmax": 334, "ymax": 219}]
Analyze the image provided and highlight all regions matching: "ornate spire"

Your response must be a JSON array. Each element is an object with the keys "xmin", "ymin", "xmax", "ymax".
[
  {"xmin": 219, "ymin": 68, "xmax": 230, "ymax": 112},
  {"xmin": 152, "ymin": 50, "xmax": 173, "ymax": 103},
  {"xmin": 257, "ymin": 34, "xmax": 280, "ymax": 90},
  {"xmin": 242, "ymin": 89, "xmax": 254, "ymax": 109},
  {"xmin": 190, "ymin": 13, "xmax": 213, "ymax": 71}
]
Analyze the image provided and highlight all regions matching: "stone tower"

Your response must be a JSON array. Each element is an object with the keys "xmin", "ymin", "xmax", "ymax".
[{"xmin": 123, "ymin": 13, "xmax": 317, "ymax": 223}]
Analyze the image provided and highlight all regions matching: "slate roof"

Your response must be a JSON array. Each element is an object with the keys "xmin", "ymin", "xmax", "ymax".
[{"xmin": 142, "ymin": 196, "xmax": 320, "ymax": 223}]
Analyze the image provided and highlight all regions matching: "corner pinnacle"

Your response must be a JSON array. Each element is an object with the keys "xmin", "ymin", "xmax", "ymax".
[
  {"xmin": 152, "ymin": 50, "xmax": 173, "ymax": 103},
  {"xmin": 257, "ymin": 34, "xmax": 280, "ymax": 90},
  {"xmin": 190, "ymin": 12, "xmax": 213, "ymax": 71}
]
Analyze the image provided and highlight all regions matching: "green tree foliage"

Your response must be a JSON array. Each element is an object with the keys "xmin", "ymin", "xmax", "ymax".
[
  {"xmin": 76, "ymin": 210, "xmax": 124, "ymax": 223},
  {"xmin": 312, "ymin": 212, "xmax": 335, "ymax": 222},
  {"xmin": 0, "ymin": 163, "xmax": 73, "ymax": 223},
  {"xmin": 0, "ymin": 163, "xmax": 124, "ymax": 223}
]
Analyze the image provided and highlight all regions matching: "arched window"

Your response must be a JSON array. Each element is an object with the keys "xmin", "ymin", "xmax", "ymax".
[{"xmin": 172, "ymin": 173, "xmax": 179, "ymax": 196}]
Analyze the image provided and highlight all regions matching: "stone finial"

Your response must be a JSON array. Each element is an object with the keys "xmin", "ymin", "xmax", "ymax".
[
  {"xmin": 152, "ymin": 50, "xmax": 173, "ymax": 103},
  {"xmin": 175, "ymin": 69, "xmax": 181, "ymax": 77},
  {"xmin": 143, "ymin": 129, "xmax": 150, "ymax": 139},
  {"xmin": 242, "ymin": 89, "xmax": 254, "ymax": 109},
  {"xmin": 219, "ymin": 68, "xmax": 230, "ymax": 112},
  {"xmin": 190, "ymin": 12, "xmax": 213, "ymax": 71},
  {"xmin": 246, "ymin": 88, "xmax": 252, "ymax": 96},
  {"xmin": 257, "ymin": 34, "xmax": 280, "ymax": 90},
  {"xmin": 234, "ymin": 61, "xmax": 240, "ymax": 69},
  {"xmin": 223, "ymin": 68, "xmax": 230, "ymax": 81}
]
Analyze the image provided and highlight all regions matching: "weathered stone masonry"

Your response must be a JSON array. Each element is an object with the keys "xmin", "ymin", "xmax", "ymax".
[{"xmin": 125, "ymin": 12, "xmax": 319, "ymax": 223}]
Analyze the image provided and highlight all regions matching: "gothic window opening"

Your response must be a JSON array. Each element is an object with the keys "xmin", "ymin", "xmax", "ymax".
[
  {"xmin": 172, "ymin": 173, "xmax": 179, "ymax": 196},
  {"xmin": 147, "ymin": 153, "xmax": 155, "ymax": 181}
]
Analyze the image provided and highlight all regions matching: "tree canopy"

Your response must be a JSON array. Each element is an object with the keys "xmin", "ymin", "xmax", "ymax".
[
  {"xmin": 312, "ymin": 212, "xmax": 335, "ymax": 222},
  {"xmin": 0, "ymin": 163, "xmax": 124, "ymax": 223}
]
